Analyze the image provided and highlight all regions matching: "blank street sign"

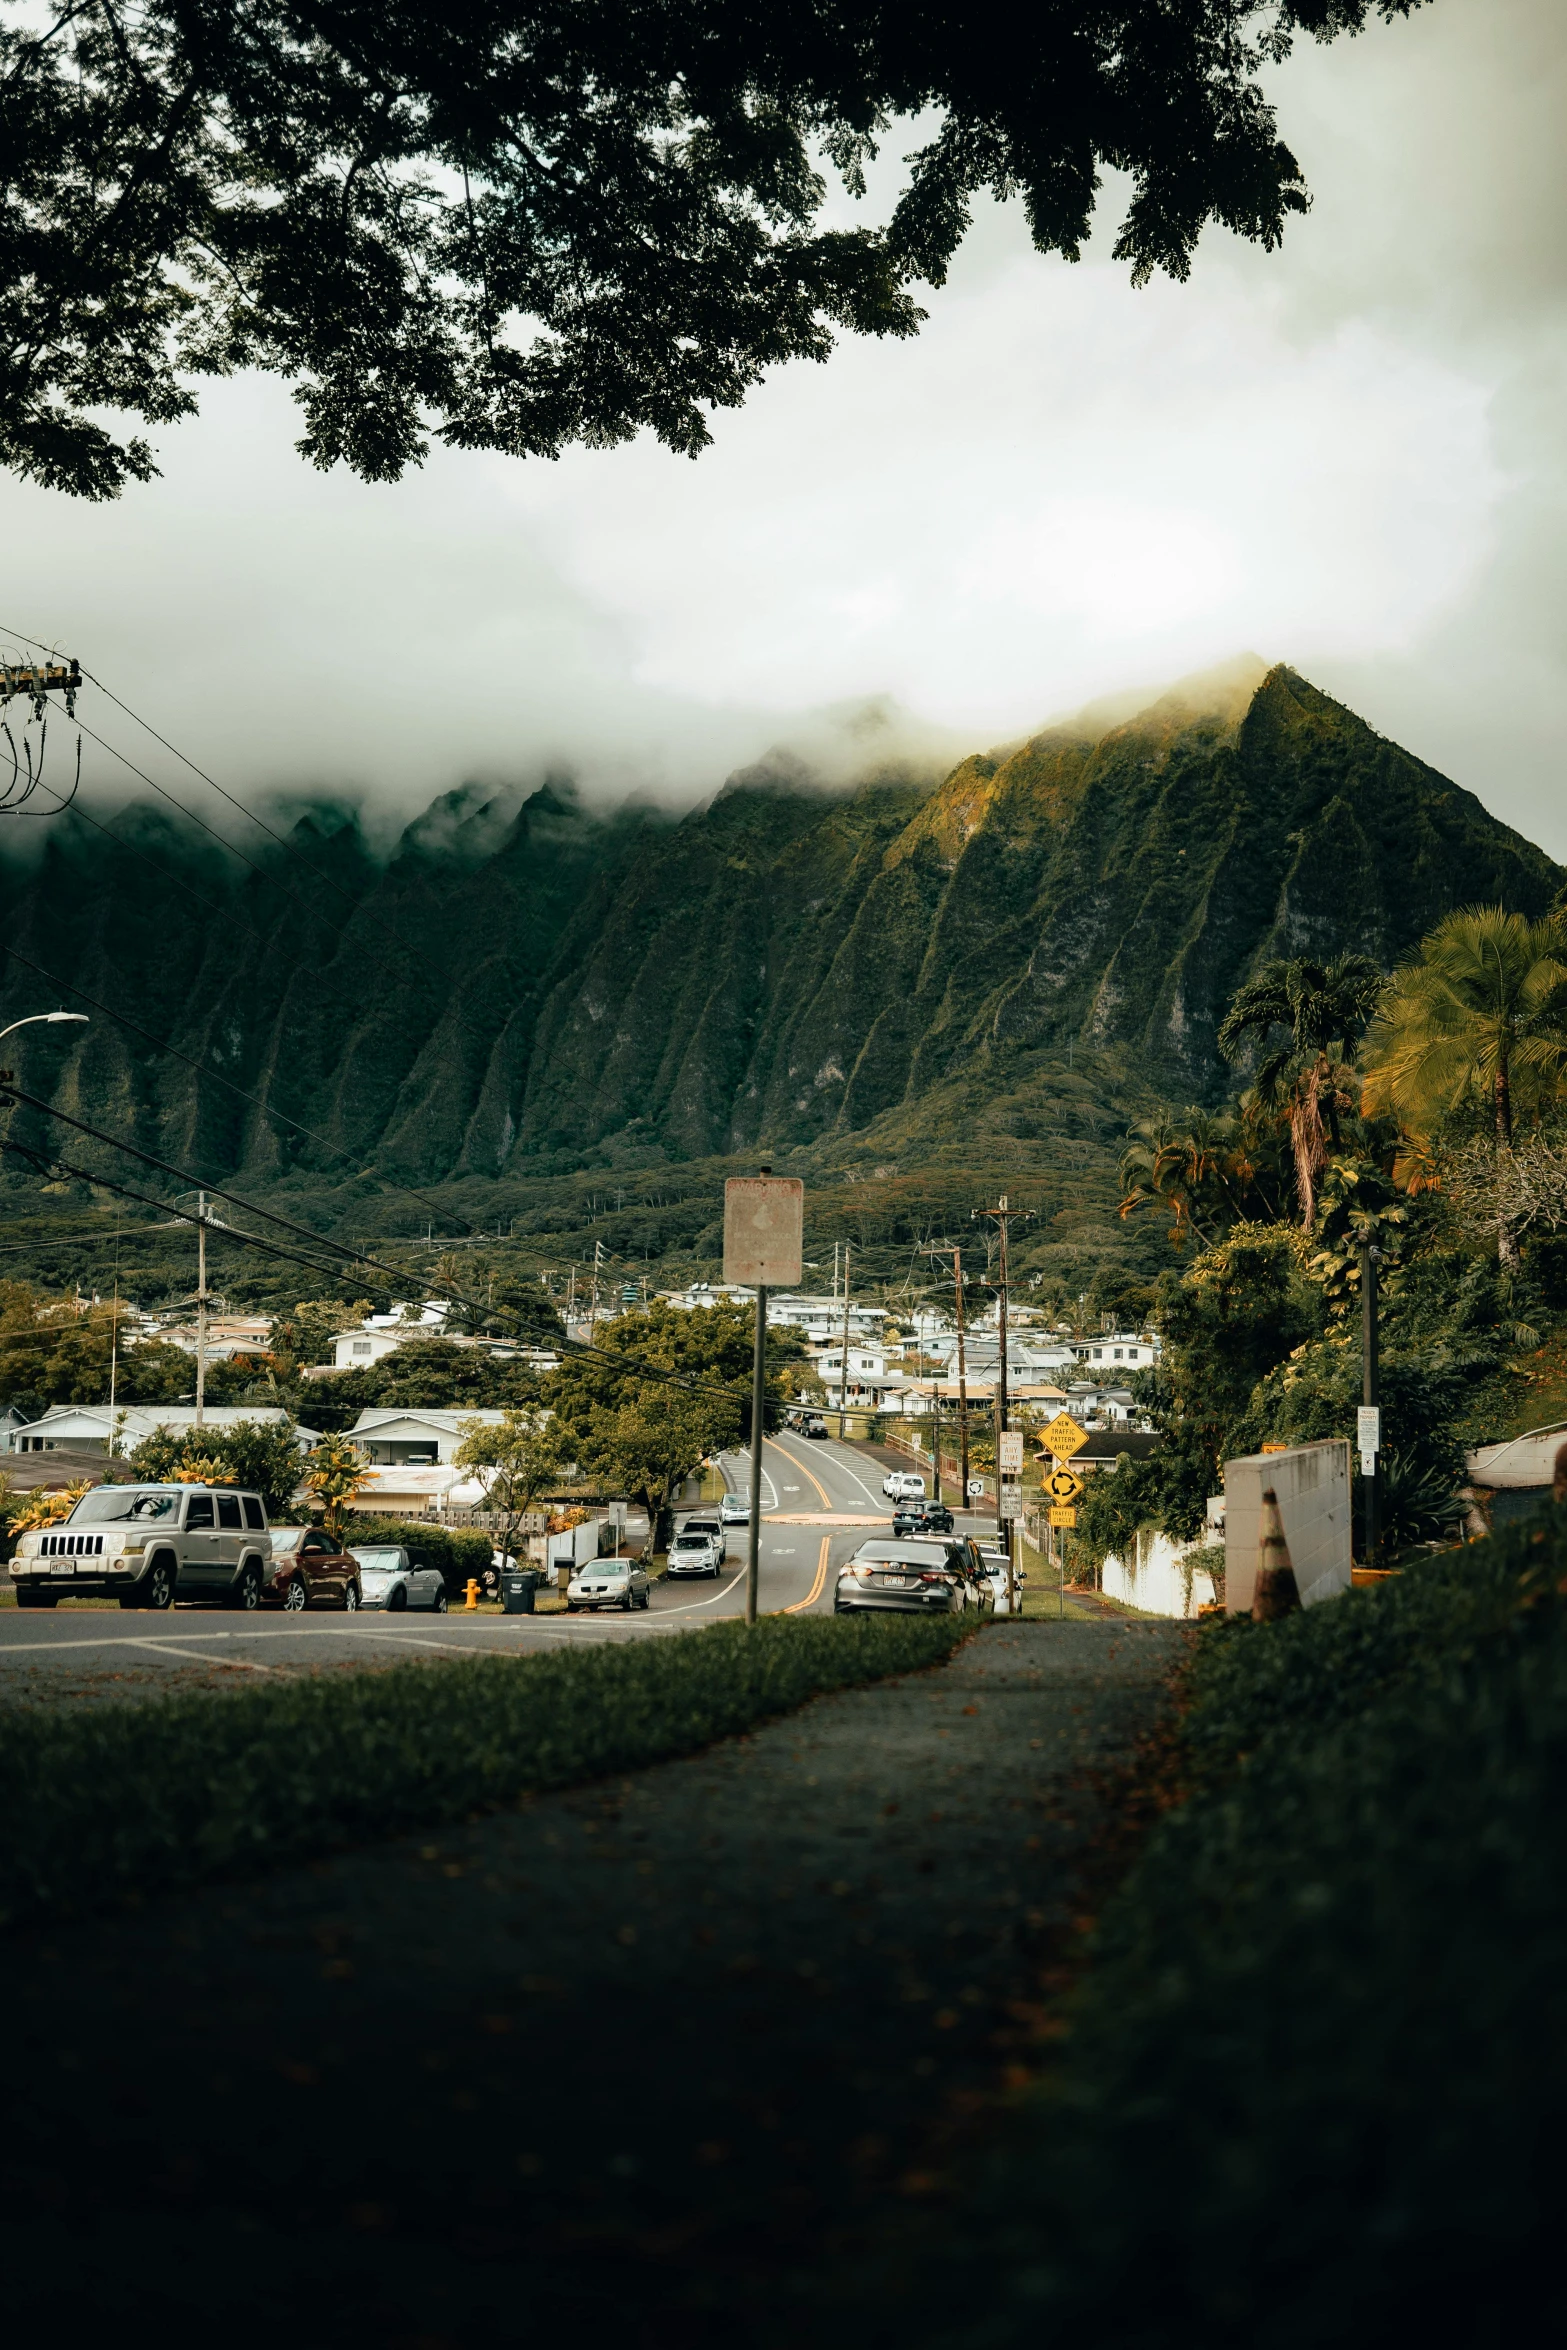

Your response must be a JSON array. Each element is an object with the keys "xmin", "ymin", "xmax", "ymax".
[{"xmin": 723, "ymin": 1177, "xmax": 804, "ymax": 1287}]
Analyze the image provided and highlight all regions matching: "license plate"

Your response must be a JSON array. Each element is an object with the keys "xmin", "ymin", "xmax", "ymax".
[
  {"xmin": 51, "ymin": 1559, "xmax": 75, "ymax": 1575},
  {"xmin": 876, "ymin": 1574, "xmax": 912, "ymax": 1589}
]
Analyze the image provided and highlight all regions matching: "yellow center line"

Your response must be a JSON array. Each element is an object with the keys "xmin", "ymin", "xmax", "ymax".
[
  {"xmin": 768, "ymin": 1435, "xmax": 834, "ymax": 1513},
  {"xmin": 783, "ymin": 1534, "xmax": 832, "ymax": 1615}
]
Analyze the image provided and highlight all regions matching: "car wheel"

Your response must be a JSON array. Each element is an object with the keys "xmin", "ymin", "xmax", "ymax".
[
  {"xmin": 432, "ymin": 1589, "xmax": 448, "ymax": 1613},
  {"xmin": 227, "ymin": 1561, "xmax": 262, "ymax": 1611},
  {"xmin": 343, "ymin": 1582, "xmax": 360, "ymax": 1613},
  {"xmin": 638, "ymin": 1587, "xmax": 651, "ymax": 1609},
  {"xmin": 142, "ymin": 1556, "xmax": 176, "ymax": 1611},
  {"xmin": 622, "ymin": 1589, "xmax": 633, "ymax": 1612},
  {"xmin": 283, "ymin": 1577, "xmax": 308, "ymax": 1612},
  {"xmin": 389, "ymin": 1585, "xmax": 408, "ymax": 1612}
]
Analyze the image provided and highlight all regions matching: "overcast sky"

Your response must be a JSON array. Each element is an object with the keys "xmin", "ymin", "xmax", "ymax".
[{"xmin": 2, "ymin": 0, "xmax": 1563, "ymax": 857}]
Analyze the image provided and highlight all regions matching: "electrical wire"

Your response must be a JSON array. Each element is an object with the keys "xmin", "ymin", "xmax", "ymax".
[{"xmin": 0, "ymin": 1088, "xmax": 764, "ymax": 1409}]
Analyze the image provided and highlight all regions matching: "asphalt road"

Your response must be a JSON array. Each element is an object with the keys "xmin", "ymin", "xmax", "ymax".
[
  {"xmin": 1, "ymin": 1618, "xmax": 1187, "ymax": 2345},
  {"xmin": 0, "ymin": 1434, "xmax": 973, "ymax": 1705}
]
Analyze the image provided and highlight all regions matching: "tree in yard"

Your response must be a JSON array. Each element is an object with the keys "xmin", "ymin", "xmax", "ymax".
[
  {"xmin": 546, "ymin": 1300, "xmax": 797, "ymax": 1553},
  {"xmin": 1217, "ymin": 953, "xmax": 1386, "ymax": 1228},
  {"xmin": 300, "ymin": 1432, "xmax": 367, "ymax": 1539},
  {"xmin": 453, "ymin": 1408, "xmax": 562, "ymax": 1562},
  {"xmin": 2, "ymin": 2, "xmax": 1432, "ymax": 498},
  {"xmin": 1362, "ymin": 908, "xmax": 1567, "ymax": 1265},
  {"xmin": 127, "ymin": 1417, "xmax": 307, "ymax": 1517}
]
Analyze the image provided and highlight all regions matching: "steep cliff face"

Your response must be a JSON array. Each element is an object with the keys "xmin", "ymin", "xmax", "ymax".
[{"xmin": 0, "ymin": 665, "xmax": 1556, "ymax": 1190}]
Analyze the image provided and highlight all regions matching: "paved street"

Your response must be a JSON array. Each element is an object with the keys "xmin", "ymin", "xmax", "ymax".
[
  {"xmin": 0, "ymin": 1434, "xmax": 972, "ymax": 1704},
  {"xmin": 1, "ymin": 1618, "xmax": 1185, "ymax": 2344}
]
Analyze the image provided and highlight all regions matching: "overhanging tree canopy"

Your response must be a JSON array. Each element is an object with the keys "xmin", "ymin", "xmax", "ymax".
[{"xmin": 3, "ymin": 0, "xmax": 1430, "ymax": 497}]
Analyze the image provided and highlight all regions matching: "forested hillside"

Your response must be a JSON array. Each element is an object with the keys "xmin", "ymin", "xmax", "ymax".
[{"xmin": 0, "ymin": 661, "xmax": 1555, "ymax": 1212}]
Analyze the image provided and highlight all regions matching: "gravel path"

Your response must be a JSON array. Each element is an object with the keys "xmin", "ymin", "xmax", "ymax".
[{"xmin": 5, "ymin": 1618, "xmax": 1185, "ymax": 2342}]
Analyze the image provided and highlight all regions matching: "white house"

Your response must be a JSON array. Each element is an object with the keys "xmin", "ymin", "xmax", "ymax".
[
  {"xmin": 1071, "ymin": 1332, "xmax": 1162, "ymax": 1371},
  {"xmin": 8, "ymin": 1404, "xmax": 319, "ymax": 1455},
  {"xmin": 347, "ymin": 1408, "xmax": 511, "ymax": 1465}
]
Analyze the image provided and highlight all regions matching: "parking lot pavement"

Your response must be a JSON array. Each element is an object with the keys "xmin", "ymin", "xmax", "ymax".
[{"xmin": 1, "ymin": 1619, "xmax": 1188, "ymax": 2341}]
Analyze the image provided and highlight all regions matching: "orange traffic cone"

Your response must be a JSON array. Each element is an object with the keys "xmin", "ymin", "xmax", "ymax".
[{"xmin": 1252, "ymin": 1487, "xmax": 1301, "ymax": 1623}]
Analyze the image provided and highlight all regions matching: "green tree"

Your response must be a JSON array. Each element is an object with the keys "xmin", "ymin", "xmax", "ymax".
[
  {"xmin": 322, "ymin": 1336, "xmax": 546, "ymax": 1413},
  {"xmin": 546, "ymin": 1300, "xmax": 798, "ymax": 1551},
  {"xmin": 1363, "ymin": 908, "xmax": 1567, "ymax": 1264},
  {"xmin": 126, "ymin": 1416, "xmax": 305, "ymax": 1516},
  {"xmin": 2, "ymin": 3, "xmax": 1429, "ymax": 498},
  {"xmin": 300, "ymin": 1432, "xmax": 368, "ymax": 1540},
  {"xmin": 1118, "ymin": 1107, "xmax": 1288, "ymax": 1248},
  {"xmin": 1217, "ymin": 953, "xmax": 1385, "ymax": 1228},
  {"xmin": 453, "ymin": 1408, "xmax": 562, "ymax": 1560}
]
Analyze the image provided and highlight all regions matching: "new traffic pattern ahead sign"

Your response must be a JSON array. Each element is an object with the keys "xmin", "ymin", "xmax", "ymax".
[
  {"xmin": 723, "ymin": 1177, "xmax": 804, "ymax": 1287},
  {"xmin": 1042, "ymin": 1411, "xmax": 1089, "ymax": 1461}
]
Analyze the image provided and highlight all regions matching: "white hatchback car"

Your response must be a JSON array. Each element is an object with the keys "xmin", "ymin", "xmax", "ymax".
[
  {"xmin": 882, "ymin": 1470, "xmax": 927, "ymax": 1502},
  {"xmin": 567, "ymin": 1558, "xmax": 652, "ymax": 1611},
  {"xmin": 720, "ymin": 1492, "xmax": 751, "ymax": 1527}
]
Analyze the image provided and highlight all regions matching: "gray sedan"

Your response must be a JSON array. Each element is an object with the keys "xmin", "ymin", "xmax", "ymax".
[
  {"xmin": 834, "ymin": 1536, "xmax": 994, "ymax": 1618},
  {"xmin": 566, "ymin": 1558, "xmax": 652, "ymax": 1612}
]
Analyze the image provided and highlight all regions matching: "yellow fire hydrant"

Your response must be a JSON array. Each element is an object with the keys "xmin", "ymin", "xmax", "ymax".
[{"xmin": 464, "ymin": 1578, "xmax": 480, "ymax": 1610}]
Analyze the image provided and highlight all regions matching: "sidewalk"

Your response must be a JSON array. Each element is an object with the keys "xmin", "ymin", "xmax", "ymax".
[{"xmin": 4, "ymin": 1620, "xmax": 1186, "ymax": 2342}]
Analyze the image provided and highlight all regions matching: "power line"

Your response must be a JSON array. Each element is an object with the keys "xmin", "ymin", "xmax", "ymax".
[{"xmin": 0, "ymin": 1087, "xmax": 762, "ymax": 1409}]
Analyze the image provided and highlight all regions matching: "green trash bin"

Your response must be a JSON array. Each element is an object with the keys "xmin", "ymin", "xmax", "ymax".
[{"xmin": 501, "ymin": 1568, "xmax": 538, "ymax": 1615}]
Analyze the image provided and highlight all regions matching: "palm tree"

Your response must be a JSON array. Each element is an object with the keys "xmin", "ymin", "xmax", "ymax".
[
  {"xmin": 1361, "ymin": 907, "xmax": 1567, "ymax": 1264},
  {"xmin": 1118, "ymin": 1108, "xmax": 1277, "ymax": 1246},
  {"xmin": 1218, "ymin": 953, "xmax": 1385, "ymax": 1228}
]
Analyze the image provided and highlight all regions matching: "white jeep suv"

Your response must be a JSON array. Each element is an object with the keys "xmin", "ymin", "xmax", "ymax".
[{"xmin": 10, "ymin": 1482, "xmax": 272, "ymax": 1611}]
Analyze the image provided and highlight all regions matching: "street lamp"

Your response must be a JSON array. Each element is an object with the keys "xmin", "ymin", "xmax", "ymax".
[{"xmin": 0, "ymin": 1010, "xmax": 89, "ymax": 1051}]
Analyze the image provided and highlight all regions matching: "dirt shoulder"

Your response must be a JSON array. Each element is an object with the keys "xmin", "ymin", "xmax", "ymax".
[{"xmin": 4, "ymin": 1618, "xmax": 1186, "ymax": 2343}]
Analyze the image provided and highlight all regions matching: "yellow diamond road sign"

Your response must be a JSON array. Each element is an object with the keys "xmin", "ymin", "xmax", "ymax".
[
  {"xmin": 1047, "ymin": 1467, "xmax": 1082, "ymax": 1503},
  {"xmin": 1048, "ymin": 1505, "xmax": 1078, "ymax": 1529},
  {"xmin": 1043, "ymin": 1412, "xmax": 1089, "ymax": 1461}
]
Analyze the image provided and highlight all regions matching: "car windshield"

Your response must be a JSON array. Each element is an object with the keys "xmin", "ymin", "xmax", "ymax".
[
  {"xmin": 854, "ymin": 1541, "xmax": 955, "ymax": 1568},
  {"xmin": 68, "ymin": 1487, "xmax": 180, "ymax": 1524},
  {"xmin": 673, "ymin": 1536, "xmax": 708, "ymax": 1549},
  {"xmin": 350, "ymin": 1549, "xmax": 404, "ymax": 1571},
  {"xmin": 593, "ymin": 1561, "xmax": 628, "ymax": 1576}
]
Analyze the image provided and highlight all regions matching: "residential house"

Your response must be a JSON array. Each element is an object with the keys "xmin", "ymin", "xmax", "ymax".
[{"xmin": 7, "ymin": 1403, "xmax": 320, "ymax": 1455}]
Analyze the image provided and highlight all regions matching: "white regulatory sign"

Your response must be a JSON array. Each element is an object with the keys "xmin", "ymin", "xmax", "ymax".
[
  {"xmin": 722, "ymin": 1177, "xmax": 805, "ymax": 1288},
  {"xmin": 1356, "ymin": 1405, "xmax": 1381, "ymax": 1454},
  {"xmin": 967, "ymin": 1478, "xmax": 986, "ymax": 1499},
  {"xmin": 998, "ymin": 1431, "xmax": 1024, "ymax": 1474},
  {"xmin": 997, "ymin": 1489, "xmax": 1022, "ymax": 1519}
]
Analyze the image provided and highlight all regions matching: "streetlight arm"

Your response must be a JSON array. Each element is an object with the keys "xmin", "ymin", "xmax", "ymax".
[{"xmin": 0, "ymin": 1012, "xmax": 89, "ymax": 1047}]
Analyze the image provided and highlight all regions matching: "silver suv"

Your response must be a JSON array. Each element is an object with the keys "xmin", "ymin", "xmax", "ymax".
[{"xmin": 10, "ymin": 1483, "xmax": 272, "ymax": 1611}]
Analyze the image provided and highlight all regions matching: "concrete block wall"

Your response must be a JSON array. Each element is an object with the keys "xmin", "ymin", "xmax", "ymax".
[
  {"xmin": 1101, "ymin": 1527, "xmax": 1220, "ymax": 1619},
  {"xmin": 1225, "ymin": 1441, "xmax": 1352, "ymax": 1615}
]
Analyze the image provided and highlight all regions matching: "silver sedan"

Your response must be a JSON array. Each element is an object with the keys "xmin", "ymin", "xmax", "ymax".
[{"xmin": 566, "ymin": 1558, "xmax": 652, "ymax": 1612}]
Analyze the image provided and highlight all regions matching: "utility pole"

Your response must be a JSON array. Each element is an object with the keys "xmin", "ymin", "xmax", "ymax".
[
  {"xmin": 1359, "ymin": 1240, "xmax": 1381, "ymax": 1565},
  {"xmin": 836, "ymin": 1243, "xmax": 853, "ymax": 1439},
  {"xmin": 919, "ymin": 1241, "xmax": 972, "ymax": 1510},
  {"xmin": 195, "ymin": 1189, "xmax": 208, "ymax": 1429},
  {"xmin": 590, "ymin": 1238, "xmax": 605, "ymax": 1332},
  {"xmin": 974, "ymin": 1196, "xmax": 1031, "ymax": 1608}
]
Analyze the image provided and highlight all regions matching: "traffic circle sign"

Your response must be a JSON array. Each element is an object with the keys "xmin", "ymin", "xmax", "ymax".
[{"xmin": 1046, "ymin": 1467, "xmax": 1082, "ymax": 1503}]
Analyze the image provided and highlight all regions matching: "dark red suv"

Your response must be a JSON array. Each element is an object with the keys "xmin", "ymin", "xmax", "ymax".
[{"xmin": 264, "ymin": 1526, "xmax": 362, "ymax": 1611}]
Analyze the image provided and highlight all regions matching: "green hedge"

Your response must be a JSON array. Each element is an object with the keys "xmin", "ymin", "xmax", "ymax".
[
  {"xmin": 0, "ymin": 1613, "xmax": 968, "ymax": 1930},
  {"xmin": 890, "ymin": 1513, "xmax": 1567, "ymax": 2350}
]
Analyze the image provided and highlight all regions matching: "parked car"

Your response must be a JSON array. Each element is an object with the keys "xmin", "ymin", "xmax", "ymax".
[
  {"xmin": 720, "ymin": 1491, "xmax": 751, "ymax": 1526},
  {"xmin": 567, "ymin": 1557, "xmax": 652, "ymax": 1611},
  {"xmin": 977, "ymin": 1544, "xmax": 1025, "ymax": 1615},
  {"xmin": 680, "ymin": 1513, "xmax": 728, "ymax": 1560},
  {"xmin": 834, "ymin": 1535, "xmax": 994, "ymax": 1618},
  {"xmin": 267, "ymin": 1526, "xmax": 363, "ymax": 1611},
  {"xmin": 350, "ymin": 1544, "xmax": 449, "ymax": 1612},
  {"xmin": 892, "ymin": 1500, "xmax": 955, "ymax": 1536},
  {"xmin": 882, "ymin": 1469, "xmax": 927, "ymax": 1502},
  {"xmin": 800, "ymin": 1414, "xmax": 829, "ymax": 1438},
  {"xmin": 667, "ymin": 1530, "xmax": 723, "ymax": 1579},
  {"xmin": 9, "ymin": 1482, "xmax": 271, "ymax": 1611}
]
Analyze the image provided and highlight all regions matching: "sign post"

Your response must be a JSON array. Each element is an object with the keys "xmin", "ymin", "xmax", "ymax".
[
  {"xmin": 1041, "ymin": 1415, "xmax": 1089, "ymax": 1621},
  {"xmin": 724, "ymin": 1172, "xmax": 804, "ymax": 1625}
]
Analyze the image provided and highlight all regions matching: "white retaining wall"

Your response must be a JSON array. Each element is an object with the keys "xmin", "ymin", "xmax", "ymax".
[
  {"xmin": 1224, "ymin": 1441, "xmax": 1352, "ymax": 1616},
  {"xmin": 1101, "ymin": 1528, "xmax": 1218, "ymax": 1619}
]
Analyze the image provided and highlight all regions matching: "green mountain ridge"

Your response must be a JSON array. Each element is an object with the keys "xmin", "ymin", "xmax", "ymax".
[{"xmin": 0, "ymin": 662, "xmax": 1556, "ymax": 1226}]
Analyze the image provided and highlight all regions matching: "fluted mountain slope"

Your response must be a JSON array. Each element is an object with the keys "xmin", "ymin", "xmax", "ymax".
[{"xmin": 0, "ymin": 663, "xmax": 1556, "ymax": 1193}]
